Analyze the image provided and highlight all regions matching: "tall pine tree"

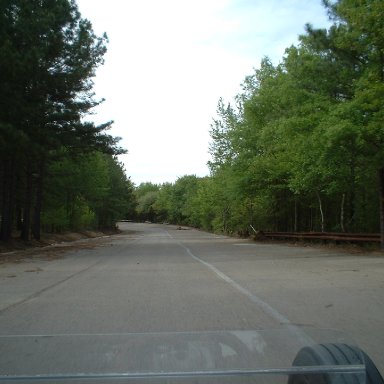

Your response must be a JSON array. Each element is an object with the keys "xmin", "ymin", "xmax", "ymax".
[{"xmin": 0, "ymin": 0, "xmax": 124, "ymax": 241}]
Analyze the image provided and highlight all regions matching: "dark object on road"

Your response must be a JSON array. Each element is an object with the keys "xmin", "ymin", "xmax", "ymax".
[{"xmin": 289, "ymin": 343, "xmax": 384, "ymax": 384}]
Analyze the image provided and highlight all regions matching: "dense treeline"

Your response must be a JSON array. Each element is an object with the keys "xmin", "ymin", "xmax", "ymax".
[
  {"xmin": 134, "ymin": 0, "xmax": 384, "ymax": 247},
  {"xmin": 0, "ymin": 0, "xmax": 134, "ymax": 241},
  {"xmin": 41, "ymin": 152, "xmax": 135, "ymax": 233}
]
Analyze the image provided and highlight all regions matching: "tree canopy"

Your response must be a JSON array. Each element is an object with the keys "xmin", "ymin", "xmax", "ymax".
[
  {"xmin": 2, "ymin": 0, "xmax": 383, "ymax": 248},
  {"xmin": 132, "ymin": 0, "xmax": 384, "ymax": 248},
  {"xmin": 0, "ymin": 0, "xmax": 132, "ymax": 241}
]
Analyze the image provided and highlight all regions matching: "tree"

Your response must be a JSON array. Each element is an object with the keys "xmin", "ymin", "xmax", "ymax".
[
  {"xmin": 95, "ymin": 155, "xmax": 135, "ymax": 228},
  {"xmin": 40, "ymin": 152, "xmax": 134, "ymax": 232},
  {"xmin": 0, "ymin": 0, "xmax": 124, "ymax": 241},
  {"xmin": 204, "ymin": 0, "xmax": 383, "ymax": 238},
  {"xmin": 134, "ymin": 183, "xmax": 160, "ymax": 222},
  {"xmin": 165, "ymin": 175, "xmax": 200, "ymax": 226},
  {"xmin": 208, "ymin": 98, "xmax": 239, "ymax": 172},
  {"xmin": 303, "ymin": 0, "xmax": 384, "ymax": 245}
]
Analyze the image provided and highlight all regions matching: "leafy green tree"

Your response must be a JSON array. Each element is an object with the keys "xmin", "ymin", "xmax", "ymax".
[
  {"xmin": 186, "ymin": 178, "xmax": 213, "ymax": 230},
  {"xmin": 96, "ymin": 156, "xmax": 135, "ymax": 228},
  {"xmin": 134, "ymin": 183, "xmax": 160, "ymax": 222},
  {"xmin": 0, "ymin": 0, "xmax": 124, "ymax": 241},
  {"xmin": 134, "ymin": 177, "xmax": 202, "ymax": 226},
  {"xmin": 153, "ymin": 183, "xmax": 173, "ymax": 222},
  {"xmin": 41, "ymin": 152, "xmax": 134, "ymax": 232},
  {"xmin": 165, "ymin": 175, "xmax": 200, "ymax": 225},
  {"xmin": 303, "ymin": 0, "xmax": 384, "ymax": 243},
  {"xmin": 208, "ymin": 98, "xmax": 239, "ymax": 172},
  {"xmin": 205, "ymin": 0, "xmax": 383, "ymax": 239}
]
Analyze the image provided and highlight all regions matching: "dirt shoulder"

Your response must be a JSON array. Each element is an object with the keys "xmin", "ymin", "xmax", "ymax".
[{"xmin": 0, "ymin": 229, "xmax": 121, "ymax": 264}]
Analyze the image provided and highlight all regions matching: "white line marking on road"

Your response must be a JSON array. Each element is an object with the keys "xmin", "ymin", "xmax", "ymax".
[
  {"xmin": 166, "ymin": 230, "xmax": 313, "ymax": 344},
  {"xmin": 179, "ymin": 243, "xmax": 291, "ymax": 325}
]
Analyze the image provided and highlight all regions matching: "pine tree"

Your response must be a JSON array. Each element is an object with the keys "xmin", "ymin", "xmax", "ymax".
[{"xmin": 0, "ymin": 0, "xmax": 125, "ymax": 241}]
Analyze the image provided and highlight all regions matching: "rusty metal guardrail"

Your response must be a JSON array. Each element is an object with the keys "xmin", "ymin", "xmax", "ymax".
[{"xmin": 259, "ymin": 231, "xmax": 381, "ymax": 243}]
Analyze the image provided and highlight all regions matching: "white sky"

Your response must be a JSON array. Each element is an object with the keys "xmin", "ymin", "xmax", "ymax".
[{"xmin": 76, "ymin": 0, "xmax": 331, "ymax": 186}]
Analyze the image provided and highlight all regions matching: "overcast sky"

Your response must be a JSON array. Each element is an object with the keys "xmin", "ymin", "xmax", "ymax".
[{"xmin": 76, "ymin": 0, "xmax": 331, "ymax": 186}]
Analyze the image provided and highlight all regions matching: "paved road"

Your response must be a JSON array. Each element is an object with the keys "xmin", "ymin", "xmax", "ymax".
[{"xmin": 0, "ymin": 222, "xmax": 383, "ymax": 376}]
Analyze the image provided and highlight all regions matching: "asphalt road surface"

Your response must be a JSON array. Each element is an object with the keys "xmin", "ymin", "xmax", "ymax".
[{"xmin": 0, "ymin": 222, "xmax": 383, "ymax": 378}]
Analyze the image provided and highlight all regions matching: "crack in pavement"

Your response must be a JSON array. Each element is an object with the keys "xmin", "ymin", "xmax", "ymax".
[{"xmin": 0, "ymin": 258, "xmax": 105, "ymax": 315}]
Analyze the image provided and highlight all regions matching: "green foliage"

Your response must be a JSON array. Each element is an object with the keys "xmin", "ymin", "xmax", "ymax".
[
  {"xmin": 41, "ymin": 151, "xmax": 135, "ymax": 232},
  {"xmin": 41, "ymin": 206, "xmax": 70, "ymax": 233},
  {"xmin": 69, "ymin": 196, "xmax": 96, "ymax": 231},
  {"xmin": 0, "ymin": 0, "xmax": 130, "ymax": 240},
  {"xmin": 202, "ymin": 0, "xmax": 383, "ymax": 235},
  {"xmin": 3, "ymin": 0, "xmax": 382, "ymax": 241},
  {"xmin": 166, "ymin": 176, "xmax": 200, "ymax": 225},
  {"xmin": 135, "ymin": 0, "xmax": 383, "ymax": 239},
  {"xmin": 134, "ymin": 183, "xmax": 160, "ymax": 222}
]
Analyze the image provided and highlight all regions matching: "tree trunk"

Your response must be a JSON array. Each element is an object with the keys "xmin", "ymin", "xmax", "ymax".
[
  {"xmin": 347, "ymin": 154, "xmax": 356, "ymax": 231},
  {"xmin": 379, "ymin": 167, "xmax": 384, "ymax": 250},
  {"xmin": 0, "ymin": 158, "xmax": 15, "ymax": 241},
  {"xmin": 21, "ymin": 163, "xmax": 33, "ymax": 242},
  {"xmin": 32, "ymin": 159, "xmax": 45, "ymax": 240},
  {"xmin": 294, "ymin": 198, "xmax": 298, "ymax": 232},
  {"xmin": 248, "ymin": 199, "xmax": 254, "ymax": 230},
  {"xmin": 316, "ymin": 191, "xmax": 325, "ymax": 232},
  {"xmin": 340, "ymin": 193, "xmax": 346, "ymax": 233},
  {"xmin": 222, "ymin": 206, "xmax": 230, "ymax": 233},
  {"xmin": 0, "ymin": 160, "xmax": 10, "ymax": 241}
]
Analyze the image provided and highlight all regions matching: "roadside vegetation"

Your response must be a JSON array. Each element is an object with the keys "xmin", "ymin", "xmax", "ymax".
[
  {"xmin": 134, "ymin": 0, "xmax": 384, "ymax": 246},
  {"xmin": 0, "ymin": 0, "xmax": 135, "ymax": 242},
  {"xmin": 1, "ymin": 0, "xmax": 383, "ymax": 247}
]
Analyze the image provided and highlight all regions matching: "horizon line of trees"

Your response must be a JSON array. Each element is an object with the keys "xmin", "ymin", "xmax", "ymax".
[
  {"xmin": 133, "ymin": 0, "xmax": 384, "ymax": 248},
  {"xmin": 2, "ymin": 0, "xmax": 383, "ymax": 247},
  {"xmin": 0, "ymin": 0, "xmax": 135, "ymax": 242}
]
